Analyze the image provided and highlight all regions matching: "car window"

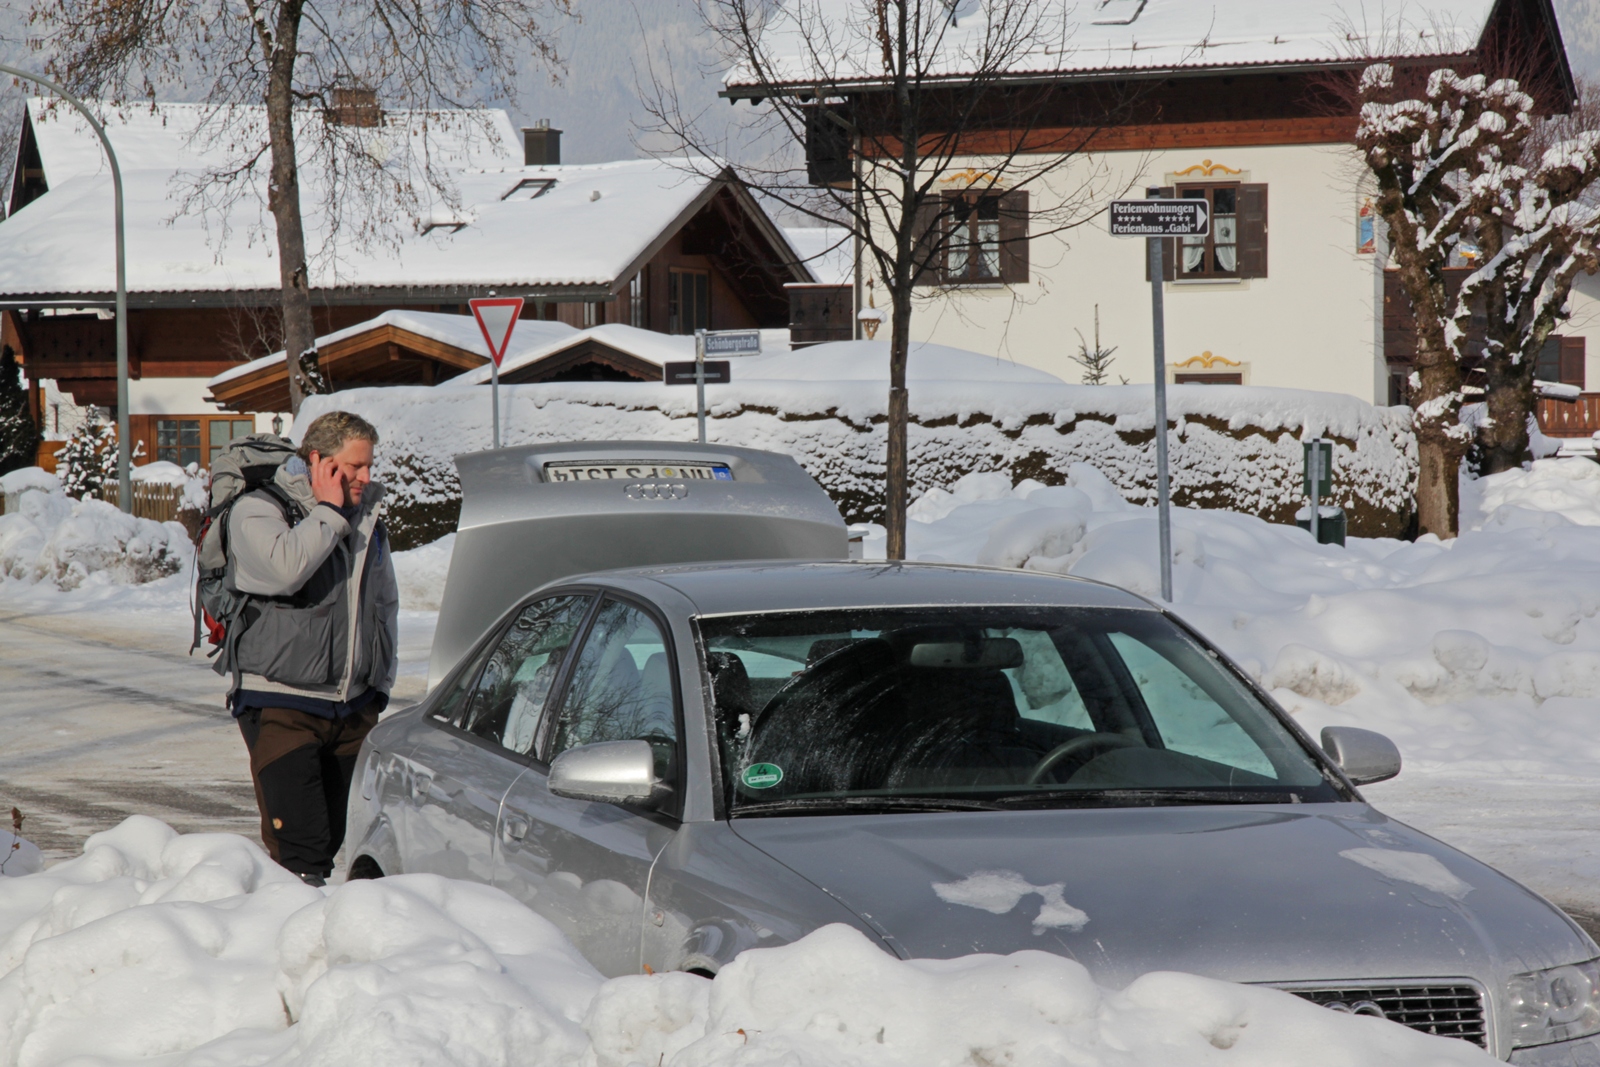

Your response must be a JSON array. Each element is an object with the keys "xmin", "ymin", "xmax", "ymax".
[
  {"xmin": 699, "ymin": 606, "xmax": 1338, "ymax": 812},
  {"xmin": 1107, "ymin": 631, "xmax": 1276, "ymax": 776},
  {"xmin": 429, "ymin": 625, "xmax": 504, "ymax": 726},
  {"xmin": 548, "ymin": 599, "xmax": 678, "ymax": 778},
  {"xmin": 461, "ymin": 595, "xmax": 592, "ymax": 754}
]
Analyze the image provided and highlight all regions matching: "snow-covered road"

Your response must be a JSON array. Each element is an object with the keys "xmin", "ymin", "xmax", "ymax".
[{"xmin": 0, "ymin": 602, "xmax": 433, "ymax": 864}]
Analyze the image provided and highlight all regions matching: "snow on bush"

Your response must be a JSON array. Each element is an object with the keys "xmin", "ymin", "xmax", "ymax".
[
  {"xmin": 0, "ymin": 817, "xmax": 1492, "ymax": 1067},
  {"xmin": 0, "ymin": 486, "xmax": 192, "ymax": 589},
  {"xmin": 300, "ymin": 372, "xmax": 1417, "ymax": 549},
  {"xmin": 53, "ymin": 416, "xmax": 119, "ymax": 500}
]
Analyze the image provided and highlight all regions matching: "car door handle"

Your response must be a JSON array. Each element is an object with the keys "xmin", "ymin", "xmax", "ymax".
[{"xmin": 501, "ymin": 814, "xmax": 530, "ymax": 843}]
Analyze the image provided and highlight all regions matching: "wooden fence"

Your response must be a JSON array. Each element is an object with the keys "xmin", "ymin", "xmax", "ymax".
[
  {"xmin": 100, "ymin": 482, "xmax": 205, "ymax": 541},
  {"xmin": 1536, "ymin": 394, "xmax": 1600, "ymax": 438}
]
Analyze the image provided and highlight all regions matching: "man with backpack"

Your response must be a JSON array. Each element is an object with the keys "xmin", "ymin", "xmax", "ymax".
[{"xmin": 198, "ymin": 410, "xmax": 399, "ymax": 886}]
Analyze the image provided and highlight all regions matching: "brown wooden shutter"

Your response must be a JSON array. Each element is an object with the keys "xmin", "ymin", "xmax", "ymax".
[
  {"xmin": 1561, "ymin": 335, "xmax": 1587, "ymax": 388},
  {"xmin": 1237, "ymin": 183, "xmax": 1268, "ymax": 278},
  {"xmin": 911, "ymin": 194, "xmax": 944, "ymax": 286},
  {"xmin": 998, "ymin": 189, "xmax": 1029, "ymax": 284},
  {"xmin": 1144, "ymin": 187, "xmax": 1176, "ymax": 281}
]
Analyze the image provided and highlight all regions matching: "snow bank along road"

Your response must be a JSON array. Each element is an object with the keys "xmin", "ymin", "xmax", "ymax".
[{"xmin": 0, "ymin": 817, "xmax": 1502, "ymax": 1066}]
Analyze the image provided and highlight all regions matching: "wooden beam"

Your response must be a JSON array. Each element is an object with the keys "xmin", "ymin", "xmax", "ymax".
[{"xmin": 871, "ymin": 116, "xmax": 1358, "ymax": 157}]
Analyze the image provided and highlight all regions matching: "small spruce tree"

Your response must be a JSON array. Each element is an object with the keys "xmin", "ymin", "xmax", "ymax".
[
  {"xmin": 0, "ymin": 346, "xmax": 40, "ymax": 476},
  {"xmin": 57, "ymin": 412, "xmax": 119, "ymax": 500},
  {"xmin": 1071, "ymin": 306, "xmax": 1122, "ymax": 385}
]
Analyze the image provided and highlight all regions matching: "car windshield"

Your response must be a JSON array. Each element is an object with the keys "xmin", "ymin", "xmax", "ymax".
[{"xmin": 699, "ymin": 607, "xmax": 1342, "ymax": 813}]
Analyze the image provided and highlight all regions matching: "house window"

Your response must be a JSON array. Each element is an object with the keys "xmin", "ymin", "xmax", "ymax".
[
  {"xmin": 668, "ymin": 268, "xmax": 710, "ymax": 334},
  {"xmin": 629, "ymin": 273, "xmax": 645, "ymax": 328},
  {"xmin": 1178, "ymin": 184, "xmax": 1239, "ymax": 276},
  {"xmin": 209, "ymin": 418, "xmax": 255, "ymax": 468},
  {"xmin": 156, "ymin": 419, "xmax": 202, "ymax": 468},
  {"xmin": 1537, "ymin": 335, "xmax": 1587, "ymax": 388},
  {"xmin": 582, "ymin": 301, "xmax": 599, "ymax": 328},
  {"xmin": 1151, "ymin": 184, "xmax": 1267, "ymax": 281},
  {"xmin": 947, "ymin": 194, "xmax": 1002, "ymax": 281},
  {"xmin": 914, "ymin": 190, "xmax": 1029, "ymax": 286}
]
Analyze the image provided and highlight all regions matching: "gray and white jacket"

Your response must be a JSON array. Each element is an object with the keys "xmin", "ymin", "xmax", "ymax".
[{"xmin": 223, "ymin": 462, "xmax": 399, "ymax": 706}]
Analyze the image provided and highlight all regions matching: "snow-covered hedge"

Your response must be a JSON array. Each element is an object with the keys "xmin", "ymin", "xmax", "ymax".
[
  {"xmin": 0, "ymin": 483, "xmax": 192, "ymax": 589},
  {"xmin": 303, "ymin": 380, "xmax": 1418, "ymax": 549}
]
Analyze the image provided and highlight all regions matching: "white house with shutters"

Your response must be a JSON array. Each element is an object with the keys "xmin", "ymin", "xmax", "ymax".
[{"xmin": 726, "ymin": 0, "xmax": 1600, "ymax": 445}]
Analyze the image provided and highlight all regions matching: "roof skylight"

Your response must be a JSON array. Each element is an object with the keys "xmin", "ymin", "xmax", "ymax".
[{"xmin": 503, "ymin": 177, "xmax": 557, "ymax": 200}]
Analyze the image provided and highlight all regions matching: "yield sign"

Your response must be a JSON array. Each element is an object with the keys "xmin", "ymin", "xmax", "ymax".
[{"xmin": 469, "ymin": 296, "xmax": 525, "ymax": 367}]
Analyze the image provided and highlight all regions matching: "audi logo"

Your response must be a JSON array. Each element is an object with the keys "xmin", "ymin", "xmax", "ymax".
[
  {"xmin": 624, "ymin": 482, "xmax": 689, "ymax": 501},
  {"xmin": 1323, "ymin": 1000, "xmax": 1386, "ymax": 1019}
]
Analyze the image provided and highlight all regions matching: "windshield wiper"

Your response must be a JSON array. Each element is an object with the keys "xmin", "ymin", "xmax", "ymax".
[
  {"xmin": 993, "ymin": 788, "xmax": 1297, "ymax": 809},
  {"xmin": 732, "ymin": 795, "xmax": 1006, "ymax": 817}
]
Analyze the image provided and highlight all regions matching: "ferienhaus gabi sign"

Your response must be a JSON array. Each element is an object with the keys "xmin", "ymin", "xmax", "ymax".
[{"xmin": 1108, "ymin": 199, "xmax": 1210, "ymax": 237}]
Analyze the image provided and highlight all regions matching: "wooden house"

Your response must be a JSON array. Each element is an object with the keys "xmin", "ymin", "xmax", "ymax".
[{"xmin": 0, "ymin": 99, "xmax": 814, "ymax": 462}]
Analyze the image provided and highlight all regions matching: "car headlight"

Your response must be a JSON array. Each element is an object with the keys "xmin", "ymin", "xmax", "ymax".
[{"xmin": 1509, "ymin": 958, "xmax": 1600, "ymax": 1048}]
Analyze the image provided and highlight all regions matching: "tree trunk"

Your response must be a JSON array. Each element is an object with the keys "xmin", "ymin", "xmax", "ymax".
[
  {"xmin": 264, "ymin": 0, "xmax": 315, "ymax": 416},
  {"xmin": 1411, "ymin": 352, "xmax": 1465, "ymax": 538},
  {"xmin": 884, "ymin": 294, "xmax": 912, "ymax": 559},
  {"xmin": 1479, "ymin": 349, "xmax": 1537, "ymax": 474}
]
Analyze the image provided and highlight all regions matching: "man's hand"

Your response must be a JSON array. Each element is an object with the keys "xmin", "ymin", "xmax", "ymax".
[{"xmin": 309, "ymin": 452, "xmax": 348, "ymax": 508}]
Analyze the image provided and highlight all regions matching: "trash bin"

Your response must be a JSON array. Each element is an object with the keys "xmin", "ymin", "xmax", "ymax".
[
  {"xmin": 1295, "ymin": 505, "xmax": 1346, "ymax": 546},
  {"xmin": 429, "ymin": 440, "xmax": 848, "ymax": 684}
]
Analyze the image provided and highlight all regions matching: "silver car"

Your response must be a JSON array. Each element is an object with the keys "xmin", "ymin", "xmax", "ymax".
[{"xmin": 348, "ymin": 560, "xmax": 1600, "ymax": 1064}]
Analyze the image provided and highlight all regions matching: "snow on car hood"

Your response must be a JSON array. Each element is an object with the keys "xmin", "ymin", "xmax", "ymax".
[{"xmin": 730, "ymin": 804, "xmax": 1593, "ymax": 989}]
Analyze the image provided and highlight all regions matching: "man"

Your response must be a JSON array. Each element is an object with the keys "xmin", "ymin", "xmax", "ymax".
[{"xmin": 226, "ymin": 411, "xmax": 399, "ymax": 886}]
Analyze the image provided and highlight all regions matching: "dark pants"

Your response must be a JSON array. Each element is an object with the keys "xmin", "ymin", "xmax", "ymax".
[{"xmin": 237, "ymin": 706, "xmax": 379, "ymax": 878}]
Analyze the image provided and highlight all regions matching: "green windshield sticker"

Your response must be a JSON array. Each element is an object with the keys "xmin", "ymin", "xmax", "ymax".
[{"xmin": 741, "ymin": 763, "xmax": 784, "ymax": 790}]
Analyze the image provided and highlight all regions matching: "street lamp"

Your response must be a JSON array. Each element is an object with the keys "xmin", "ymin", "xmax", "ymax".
[{"xmin": 0, "ymin": 65, "xmax": 129, "ymax": 513}]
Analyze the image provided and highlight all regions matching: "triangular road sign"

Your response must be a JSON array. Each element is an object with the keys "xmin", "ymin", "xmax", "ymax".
[{"xmin": 469, "ymin": 297, "xmax": 525, "ymax": 367}]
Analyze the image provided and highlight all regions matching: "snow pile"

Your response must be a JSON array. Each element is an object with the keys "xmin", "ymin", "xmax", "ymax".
[
  {"xmin": 307, "ymin": 376, "xmax": 1417, "ymax": 548},
  {"xmin": 0, "ymin": 487, "xmax": 192, "ymax": 589},
  {"xmin": 585, "ymin": 924, "xmax": 1489, "ymax": 1067},
  {"xmin": 393, "ymin": 531, "xmax": 455, "ymax": 611},
  {"xmin": 0, "ymin": 817, "xmax": 598, "ymax": 1066},
  {"xmin": 884, "ymin": 458, "xmax": 1600, "ymax": 773},
  {"xmin": 0, "ymin": 818, "xmax": 1492, "ymax": 1067}
]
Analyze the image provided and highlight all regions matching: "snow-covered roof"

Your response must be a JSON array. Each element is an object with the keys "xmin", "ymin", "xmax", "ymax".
[
  {"xmin": 782, "ymin": 226, "xmax": 853, "ymax": 286},
  {"xmin": 446, "ymin": 323, "xmax": 697, "ymax": 385},
  {"xmin": 1, "ymin": 101, "xmax": 795, "ymax": 299},
  {"xmin": 725, "ymin": 0, "xmax": 1508, "ymax": 91},
  {"xmin": 207, "ymin": 309, "xmax": 580, "ymax": 388},
  {"xmin": 446, "ymin": 333, "xmax": 1065, "ymax": 386}
]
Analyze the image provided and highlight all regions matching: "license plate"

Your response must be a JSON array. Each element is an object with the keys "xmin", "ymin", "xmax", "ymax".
[{"xmin": 544, "ymin": 461, "xmax": 733, "ymax": 482}]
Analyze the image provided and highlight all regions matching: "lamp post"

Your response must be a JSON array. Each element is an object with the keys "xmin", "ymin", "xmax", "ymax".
[{"xmin": 0, "ymin": 65, "xmax": 129, "ymax": 513}]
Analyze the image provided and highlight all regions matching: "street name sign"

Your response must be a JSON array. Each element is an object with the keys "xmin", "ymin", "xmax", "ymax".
[
  {"xmin": 665, "ymin": 360, "xmax": 731, "ymax": 385},
  {"xmin": 703, "ymin": 330, "xmax": 762, "ymax": 357},
  {"xmin": 1109, "ymin": 199, "xmax": 1210, "ymax": 237}
]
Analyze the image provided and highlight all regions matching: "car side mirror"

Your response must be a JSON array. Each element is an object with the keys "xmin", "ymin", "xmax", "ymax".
[
  {"xmin": 549, "ymin": 739, "xmax": 661, "ymax": 805},
  {"xmin": 1320, "ymin": 726, "xmax": 1402, "ymax": 785}
]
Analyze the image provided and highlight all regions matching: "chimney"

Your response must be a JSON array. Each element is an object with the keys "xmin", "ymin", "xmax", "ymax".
[
  {"xmin": 522, "ymin": 120, "xmax": 562, "ymax": 166},
  {"xmin": 328, "ymin": 85, "xmax": 382, "ymax": 127}
]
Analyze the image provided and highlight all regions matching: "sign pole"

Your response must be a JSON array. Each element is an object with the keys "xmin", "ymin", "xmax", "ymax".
[
  {"xmin": 491, "ymin": 357, "xmax": 501, "ymax": 450},
  {"xmin": 695, "ymin": 328, "xmax": 707, "ymax": 444},
  {"xmin": 1147, "ymin": 191, "xmax": 1174, "ymax": 603}
]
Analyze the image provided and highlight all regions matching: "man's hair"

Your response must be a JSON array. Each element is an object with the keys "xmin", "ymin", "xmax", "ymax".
[{"xmin": 296, "ymin": 411, "xmax": 380, "ymax": 461}]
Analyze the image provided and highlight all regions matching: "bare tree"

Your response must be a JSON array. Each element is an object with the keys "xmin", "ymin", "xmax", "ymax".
[
  {"xmin": 645, "ymin": 0, "xmax": 1138, "ymax": 558},
  {"xmin": 31, "ymin": 0, "xmax": 572, "ymax": 413},
  {"xmin": 1466, "ymin": 78, "xmax": 1600, "ymax": 474}
]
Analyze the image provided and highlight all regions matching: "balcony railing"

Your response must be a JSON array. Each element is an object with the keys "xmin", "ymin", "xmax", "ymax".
[{"xmin": 1536, "ymin": 394, "xmax": 1600, "ymax": 438}]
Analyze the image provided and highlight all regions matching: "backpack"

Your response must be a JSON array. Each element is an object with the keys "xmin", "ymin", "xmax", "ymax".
[{"xmin": 190, "ymin": 433, "xmax": 303, "ymax": 657}]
